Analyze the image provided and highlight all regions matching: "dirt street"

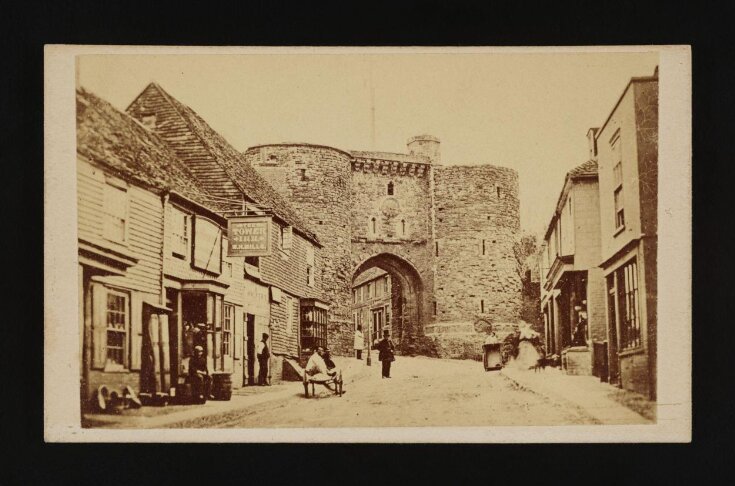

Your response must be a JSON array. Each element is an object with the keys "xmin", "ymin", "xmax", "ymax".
[{"xmin": 167, "ymin": 357, "xmax": 600, "ymax": 428}]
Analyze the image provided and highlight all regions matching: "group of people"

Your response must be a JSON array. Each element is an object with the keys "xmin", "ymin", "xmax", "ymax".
[
  {"xmin": 188, "ymin": 327, "xmax": 398, "ymax": 400},
  {"xmin": 353, "ymin": 325, "xmax": 395, "ymax": 379}
]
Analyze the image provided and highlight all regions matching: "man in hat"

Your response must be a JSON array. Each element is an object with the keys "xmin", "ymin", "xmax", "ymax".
[
  {"xmin": 373, "ymin": 329, "xmax": 396, "ymax": 378},
  {"xmin": 189, "ymin": 345, "xmax": 211, "ymax": 401},
  {"xmin": 256, "ymin": 333, "xmax": 270, "ymax": 386}
]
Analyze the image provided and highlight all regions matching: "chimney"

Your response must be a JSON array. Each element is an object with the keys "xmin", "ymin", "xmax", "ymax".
[
  {"xmin": 407, "ymin": 134, "xmax": 441, "ymax": 165},
  {"xmin": 586, "ymin": 128, "xmax": 599, "ymax": 160}
]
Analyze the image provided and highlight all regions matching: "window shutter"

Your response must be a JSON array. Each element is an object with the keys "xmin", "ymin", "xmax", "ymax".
[
  {"xmin": 91, "ymin": 283, "xmax": 107, "ymax": 369},
  {"xmin": 130, "ymin": 294, "xmax": 142, "ymax": 370},
  {"xmin": 148, "ymin": 313, "xmax": 161, "ymax": 393},
  {"xmin": 159, "ymin": 313, "xmax": 170, "ymax": 391}
]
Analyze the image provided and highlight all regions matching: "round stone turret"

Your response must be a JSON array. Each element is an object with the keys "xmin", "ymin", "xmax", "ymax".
[{"xmin": 407, "ymin": 134, "xmax": 441, "ymax": 165}]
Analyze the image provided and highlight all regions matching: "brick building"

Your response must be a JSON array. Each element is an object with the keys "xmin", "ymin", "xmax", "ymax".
[
  {"xmin": 540, "ymin": 158, "xmax": 606, "ymax": 377},
  {"xmin": 596, "ymin": 70, "xmax": 658, "ymax": 399},
  {"xmin": 246, "ymin": 135, "xmax": 522, "ymax": 359}
]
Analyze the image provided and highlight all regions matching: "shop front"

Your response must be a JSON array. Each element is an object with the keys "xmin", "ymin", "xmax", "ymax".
[{"xmin": 239, "ymin": 279, "xmax": 271, "ymax": 387}]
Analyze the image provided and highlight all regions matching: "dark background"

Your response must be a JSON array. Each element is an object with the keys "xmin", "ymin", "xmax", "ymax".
[{"xmin": 3, "ymin": 0, "xmax": 730, "ymax": 483}]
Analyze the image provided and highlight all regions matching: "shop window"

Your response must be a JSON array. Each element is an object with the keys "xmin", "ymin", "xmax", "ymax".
[
  {"xmin": 223, "ymin": 304, "xmax": 234, "ymax": 356},
  {"xmin": 616, "ymin": 259, "xmax": 641, "ymax": 350},
  {"xmin": 387, "ymin": 181, "xmax": 394, "ymax": 195},
  {"xmin": 103, "ymin": 183, "xmax": 128, "ymax": 243},
  {"xmin": 171, "ymin": 206, "xmax": 190, "ymax": 259}
]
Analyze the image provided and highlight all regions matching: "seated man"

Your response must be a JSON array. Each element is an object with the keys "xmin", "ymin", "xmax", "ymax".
[
  {"xmin": 305, "ymin": 346, "xmax": 343, "ymax": 393},
  {"xmin": 188, "ymin": 345, "xmax": 212, "ymax": 402}
]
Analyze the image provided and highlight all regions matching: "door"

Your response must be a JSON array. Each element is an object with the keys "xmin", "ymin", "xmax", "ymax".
[
  {"xmin": 246, "ymin": 313, "xmax": 255, "ymax": 386},
  {"xmin": 372, "ymin": 308, "xmax": 384, "ymax": 340}
]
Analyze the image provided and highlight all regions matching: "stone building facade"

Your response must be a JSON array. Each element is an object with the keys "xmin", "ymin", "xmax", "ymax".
[{"xmin": 246, "ymin": 135, "xmax": 522, "ymax": 359}]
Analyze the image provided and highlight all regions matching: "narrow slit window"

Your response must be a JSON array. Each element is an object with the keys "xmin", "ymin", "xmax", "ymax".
[
  {"xmin": 435, "ymin": 241, "xmax": 439, "ymax": 256},
  {"xmin": 480, "ymin": 299, "xmax": 485, "ymax": 313},
  {"xmin": 387, "ymin": 181, "xmax": 394, "ymax": 195},
  {"xmin": 482, "ymin": 239, "xmax": 486, "ymax": 255},
  {"xmin": 401, "ymin": 219, "xmax": 406, "ymax": 236},
  {"xmin": 371, "ymin": 217, "xmax": 376, "ymax": 234}
]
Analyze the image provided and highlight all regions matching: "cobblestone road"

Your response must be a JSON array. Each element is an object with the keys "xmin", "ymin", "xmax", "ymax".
[{"xmin": 167, "ymin": 356, "xmax": 600, "ymax": 428}]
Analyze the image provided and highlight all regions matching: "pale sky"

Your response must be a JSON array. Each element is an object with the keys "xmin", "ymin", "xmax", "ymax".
[{"xmin": 77, "ymin": 51, "xmax": 658, "ymax": 236}]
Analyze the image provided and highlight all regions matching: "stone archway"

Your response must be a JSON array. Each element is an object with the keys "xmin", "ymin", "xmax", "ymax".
[{"xmin": 352, "ymin": 253, "xmax": 427, "ymax": 355}]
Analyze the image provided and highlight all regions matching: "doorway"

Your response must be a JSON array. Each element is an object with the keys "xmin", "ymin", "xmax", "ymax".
[{"xmin": 245, "ymin": 313, "xmax": 255, "ymax": 386}]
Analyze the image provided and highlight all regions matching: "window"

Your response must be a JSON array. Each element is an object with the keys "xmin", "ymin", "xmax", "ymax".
[
  {"xmin": 171, "ymin": 207, "xmax": 189, "ymax": 258},
  {"xmin": 370, "ymin": 217, "xmax": 377, "ymax": 235},
  {"xmin": 245, "ymin": 256, "xmax": 259, "ymax": 268},
  {"xmin": 433, "ymin": 301, "xmax": 438, "ymax": 316},
  {"xmin": 297, "ymin": 168, "xmax": 307, "ymax": 181},
  {"xmin": 387, "ymin": 181, "xmax": 394, "ymax": 195},
  {"xmin": 368, "ymin": 282, "xmax": 373, "ymax": 299},
  {"xmin": 306, "ymin": 246, "xmax": 315, "ymax": 287},
  {"xmin": 353, "ymin": 289, "xmax": 358, "ymax": 303},
  {"xmin": 103, "ymin": 183, "xmax": 128, "ymax": 242},
  {"xmin": 481, "ymin": 239, "xmax": 486, "ymax": 255},
  {"xmin": 496, "ymin": 186, "xmax": 502, "ymax": 198},
  {"xmin": 222, "ymin": 304, "xmax": 234, "ymax": 356},
  {"xmin": 105, "ymin": 290, "xmax": 128, "ymax": 367},
  {"xmin": 435, "ymin": 241, "xmax": 439, "ymax": 256},
  {"xmin": 613, "ymin": 161, "xmax": 625, "ymax": 229},
  {"xmin": 401, "ymin": 219, "xmax": 406, "ymax": 236},
  {"xmin": 224, "ymin": 261, "xmax": 233, "ymax": 277},
  {"xmin": 280, "ymin": 225, "xmax": 292, "ymax": 251},
  {"xmin": 192, "ymin": 216, "xmax": 222, "ymax": 274},
  {"xmin": 616, "ymin": 259, "xmax": 641, "ymax": 350},
  {"xmin": 480, "ymin": 299, "xmax": 485, "ymax": 314}
]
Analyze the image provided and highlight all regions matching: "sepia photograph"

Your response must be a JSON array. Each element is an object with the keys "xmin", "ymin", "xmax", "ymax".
[{"xmin": 44, "ymin": 46, "xmax": 691, "ymax": 442}]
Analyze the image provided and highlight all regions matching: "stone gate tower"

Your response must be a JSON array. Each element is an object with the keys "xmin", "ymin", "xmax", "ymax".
[{"xmin": 244, "ymin": 136, "xmax": 521, "ymax": 359}]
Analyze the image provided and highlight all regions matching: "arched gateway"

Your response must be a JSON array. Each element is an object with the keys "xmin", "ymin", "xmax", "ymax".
[
  {"xmin": 352, "ymin": 253, "xmax": 427, "ymax": 353},
  {"xmin": 245, "ymin": 136, "xmax": 522, "ymax": 358}
]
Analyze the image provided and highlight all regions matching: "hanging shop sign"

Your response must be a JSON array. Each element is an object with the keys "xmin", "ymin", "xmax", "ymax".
[{"xmin": 227, "ymin": 216, "xmax": 272, "ymax": 257}]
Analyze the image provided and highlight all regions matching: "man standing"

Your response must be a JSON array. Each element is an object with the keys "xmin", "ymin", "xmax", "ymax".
[
  {"xmin": 256, "ymin": 333, "xmax": 270, "ymax": 386},
  {"xmin": 373, "ymin": 330, "xmax": 396, "ymax": 378},
  {"xmin": 189, "ymin": 345, "xmax": 212, "ymax": 402},
  {"xmin": 354, "ymin": 325, "xmax": 365, "ymax": 359}
]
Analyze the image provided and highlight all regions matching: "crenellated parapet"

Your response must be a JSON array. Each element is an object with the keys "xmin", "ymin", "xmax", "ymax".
[{"xmin": 350, "ymin": 152, "xmax": 430, "ymax": 177}]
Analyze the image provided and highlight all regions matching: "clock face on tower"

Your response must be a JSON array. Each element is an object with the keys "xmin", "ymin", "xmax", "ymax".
[{"xmin": 380, "ymin": 197, "xmax": 400, "ymax": 218}]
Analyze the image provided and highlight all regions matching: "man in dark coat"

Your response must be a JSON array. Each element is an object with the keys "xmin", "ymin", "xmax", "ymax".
[
  {"xmin": 373, "ymin": 329, "xmax": 396, "ymax": 378},
  {"xmin": 256, "ymin": 333, "xmax": 270, "ymax": 386},
  {"xmin": 189, "ymin": 345, "xmax": 212, "ymax": 401}
]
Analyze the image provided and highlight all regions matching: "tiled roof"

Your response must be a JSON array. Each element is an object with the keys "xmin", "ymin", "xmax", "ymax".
[
  {"xmin": 126, "ymin": 83, "xmax": 320, "ymax": 244},
  {"xmin": 76, "ymin": 87, "xmax": 228, "ymax": 214},
  {"xmin": 567, "ymin": 159, "xmax": 598, "ymax": 178},
  {"xmin": 543, "ymin": 159, "xmax": 599, "ymax": 240}
]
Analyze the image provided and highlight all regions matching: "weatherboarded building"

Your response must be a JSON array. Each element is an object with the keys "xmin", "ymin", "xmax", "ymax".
[{"xmin": 76, "ymin": 85, "xmax": 328, "ymax": 410}]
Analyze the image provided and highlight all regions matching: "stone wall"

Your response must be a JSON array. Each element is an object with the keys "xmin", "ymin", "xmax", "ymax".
[{"xmin": 248, "ymin": 140, "xmax": 523, "ymax": 360}]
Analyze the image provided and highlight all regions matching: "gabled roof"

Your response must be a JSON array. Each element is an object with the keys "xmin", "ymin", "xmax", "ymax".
[
  {"xmin": 76, "ymin": 87, "xmax": 228, "ymax": 216},
  {"xmin": 543, "ymin": 159, "xmax": 599, "ymax": 240},
  {"xmin": 126, "ymin": 83, "xmax": 320, "ymax": 244}
]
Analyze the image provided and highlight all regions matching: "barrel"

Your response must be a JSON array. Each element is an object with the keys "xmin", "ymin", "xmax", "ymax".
[{"xmin": 211, "ymin": 373, "xmax": 232, "ymax": 401}]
